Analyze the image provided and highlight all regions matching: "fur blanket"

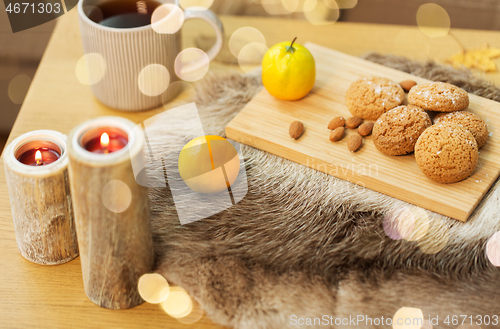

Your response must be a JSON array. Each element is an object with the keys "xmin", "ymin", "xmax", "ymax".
[{"xmin": 148, "ymin": 55, "xmax": 500, "ymax": 329}]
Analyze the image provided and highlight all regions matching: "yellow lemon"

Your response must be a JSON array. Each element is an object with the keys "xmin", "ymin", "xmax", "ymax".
[
  {"xmin": 262, "ymin": 37, "xmax": 316, "ymax": 101},
  {"xmin": 178, "ymin": 135, "xmax": 240, "ymax": 194}
]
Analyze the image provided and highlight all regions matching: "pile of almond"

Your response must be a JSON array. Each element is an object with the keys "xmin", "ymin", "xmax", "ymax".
[
  {"xmin": 327, "ymin": 115, "xmax": 373, "ymax": 152},
  {"xmin": 288, "ymin": 115, "xmax": 374, "ymax": 153},
  {"xmin": 287, "ymin": 79, "xmax": 412, "ymax": 152}
]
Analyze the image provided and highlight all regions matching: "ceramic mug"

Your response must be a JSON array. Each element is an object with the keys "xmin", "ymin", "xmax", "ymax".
[{"xmin": 78, "ymin": 0, "xmax": 224, "ymax": 111}]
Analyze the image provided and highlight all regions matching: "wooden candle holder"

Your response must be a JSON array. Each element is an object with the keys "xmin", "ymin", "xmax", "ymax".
[
  {"xmin": 3, "ymin": 130, "xmax": 78, "ymax": 265},
  {"xmin": 67, "ymin": 117, "xmax": 153, "ymax": 310}
]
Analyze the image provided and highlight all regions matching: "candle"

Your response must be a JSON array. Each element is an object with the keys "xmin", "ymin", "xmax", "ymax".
[
  {"xmin": 16, "ymin": 146, "xmax": 61, "ymax": 166},
  {"xmin": 3, "ymin": 130, "xmax": 78, "ymax": 265},
  {"xmin": 68, "ymin": 116, "xmax": 152, "ymax": 309},
  {"xmin": 83, "ymin": 130, "xmax": 129, "ymax": 154}
]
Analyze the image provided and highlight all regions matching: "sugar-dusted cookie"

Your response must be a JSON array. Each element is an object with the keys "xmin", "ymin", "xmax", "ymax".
[
  {"xmin": 408, "ymin": 82, "xmax": 469, "ymax": 112},
  {"xmin": 434, "ymin": 110, "xmax": 488, "ymax": 148},
  {"xmin": 373, "ymin": 105, "xmax": 432, "ymax": 156},
  {"xmin": 415, "ymin": 122, "xmax": 478, "ymax": 184},
  {"xmin": 345, "ymin": 77, "xmax": 404, "ymax": 120}
]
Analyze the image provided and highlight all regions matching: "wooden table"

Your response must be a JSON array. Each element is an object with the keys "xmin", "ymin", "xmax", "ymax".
[{"xmin": 2, "ymin": 8, "xmax": 500, "ymax": 329}]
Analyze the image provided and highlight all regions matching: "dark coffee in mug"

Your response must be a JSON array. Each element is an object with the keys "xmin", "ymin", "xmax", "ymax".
[
  {"xmin": 79, "ymin": 0, "xmax": 224, "ymax": 110},
  {"xmin": 86, "ymin": 0, "xmax": 162, "ymax": 28}
]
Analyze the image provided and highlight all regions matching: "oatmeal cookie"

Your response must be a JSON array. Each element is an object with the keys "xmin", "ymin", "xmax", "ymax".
[
  {"xmin": 373, "ymin": 105, "xmax": 432, "ymax": 156},
  {"xmin": 408, "ymin": 82, "xmax": 469, "ymax": 112},
  {"xmin": 345, "ymin": 77, "xmax": 404, "ymax": 120},
  {"xmin": 415, "ymin": 122, "xmax": 478, "ymax": 184},
  {"xmin": 434, "ymin": 111, "xmax": 488, "ymax": 148}
]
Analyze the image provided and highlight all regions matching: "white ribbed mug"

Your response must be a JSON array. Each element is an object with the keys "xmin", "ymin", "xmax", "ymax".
[{"xmin": 78, "ymin": 0, "xmax": 224, "ymax": 111}]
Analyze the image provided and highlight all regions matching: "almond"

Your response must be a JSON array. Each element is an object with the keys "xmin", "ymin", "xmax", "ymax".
[
  {"xmin": 329, "ymin": 127, "xmax": 345, "ymax": 142},
  {"xmin": 289, "ymin": 121, "xmax": 304, "ymax": 140},
  {"xmin": 358, "ymin": 122, "xmax": 374, "ymax": 136},
  {"xmin": 347, "ymin": 135, "xmax": 362, "ymax": 152},
  {"xmin": 400, "ymin": 80, "xmax": 417, "ymax": 92},
  {"xmin": 328, "ymin": 116, "xmax": 345, "ymax": 130},
  {"xmin": 345, "ymin": 116, "xmax": 363, "ymax": 129}
]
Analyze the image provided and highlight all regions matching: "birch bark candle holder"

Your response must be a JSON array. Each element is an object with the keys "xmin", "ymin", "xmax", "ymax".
[
  {"xmin": 67, "ymin": 116, "xmax": 153, "ymax": 310},
  {"xmin": 3, "ymin": 130, "xmax": 78, "ymax": 265}
]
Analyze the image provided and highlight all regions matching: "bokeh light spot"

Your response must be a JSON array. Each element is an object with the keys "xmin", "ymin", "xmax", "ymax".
[
  {"xmin": 281, "ymin": 0, "xmax": 299, "ymax": 12},
  {"xmin": 75, "ymin": 53, "xmax": 106, "ymax": 86},
  {"xmin": 176, "ymin": 298, "xmax": 204, "ymax": 324},
  {"xmin": 161, "ymin": 286, "xmax": 193, "ymax": 318},
  {"xmin": 383, "ymin": 208, "xmax": 403, "ymax": 240},
  {"xmin": 138, "ymin": 64, "xmax": 170, "ymax": 97},
  {"xmin": 102, "ymin": 180, "xmax": 132, "ymax": 213},
  {"xmin": 0, "ymin": 51, "xmax": 19, "ymax": 81},
  {"xmin": 404, "ymin": 208, "xmax": 429, "ymax": 242},
  {"xmin": 304, "ymin": 0, "xmax": 339, "ymax": 25},
  {"xmin": 384, "ymin": 206, "xmax": 441, "ymax": 247},
  {"xmin": 323, "ymin": 0, "xmax": 338, "ymax": 9},
  {"xmin": 238, "ymin": 42, "xmax": 269, "ymax": 73},
  {"xmin": 162, "ymin": 81, "xmax": 196, "ymax": 108},
  {"xmin": 421, "ymin": 320, "xmax": 433, "ymax": 329},
  {"xmin": 179, "ymin": 0, "xmax": 213, "ymax": 10},
  {"xmin": 151, "ymin": 4, "xmax": 184, "ymax": 34},
  {"xmin": 229, "ymin": 27, "xmax": 266, "ymax": 58},
  {"xmin": 392, "ymin": 307, "xmax": 424, "ymax": 329},
  {"xmin": 174, "ymin": 48, "xmax": 209, "ymax": 82},
  {"xmin": 262, "ymin": 0, "xmax": 289, "ymax": 14},
  {"xmin": 393, "ymin": 207, "xmax": 415, "ymax": 240},
  {"xmin": 417, "ymin": 3, "xmax": 450, "ymax": 38},
  {"xmin": 417, "ymin": 218, "xmax": 450, "ymax": 254},
  {"xmin": 303, "ymin": 0, "xmax": 315, "ymax": 11},
  {"xmin": 8, "ymin": 74, "xmax": 31, "ymax": 105},
  {"xmin": 282, "ymin": 0, "xmax": 307, "ymax": 11},
  {"xmin": 383, "ymin": 206, "xmax": 413, "ymax": 240},
  {"xmin": 486, "ymin": 232, "xmax": 500, "ymax": 266},
  {"xmin": 138, "ymin": 273, "xmax": 170, "ymax": 304}
]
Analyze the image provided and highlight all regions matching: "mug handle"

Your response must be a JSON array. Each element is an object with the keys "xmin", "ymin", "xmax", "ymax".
[{"xmin": 183, "ymin": 8, "xmax": 224, "ymax": 61}]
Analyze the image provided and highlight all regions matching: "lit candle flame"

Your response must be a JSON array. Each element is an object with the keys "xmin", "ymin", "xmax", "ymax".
[
  {"xmin": 35, "ymin": 150, "xmax": 42, "ymax": 165},
  {"xmin": 100, "ymin": 132, "xmax": 110, "ymax": 148}
]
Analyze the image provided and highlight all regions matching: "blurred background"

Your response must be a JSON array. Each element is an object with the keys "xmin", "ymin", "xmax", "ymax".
[{"xmin": 1, "ymin": 0, "xmax": 500, "ymax": 152}]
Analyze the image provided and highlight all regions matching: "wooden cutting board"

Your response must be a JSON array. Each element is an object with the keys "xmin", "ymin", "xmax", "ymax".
[{"xmin": 225, "ymin": 43, "xmax": 500, "ymax": 222}]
